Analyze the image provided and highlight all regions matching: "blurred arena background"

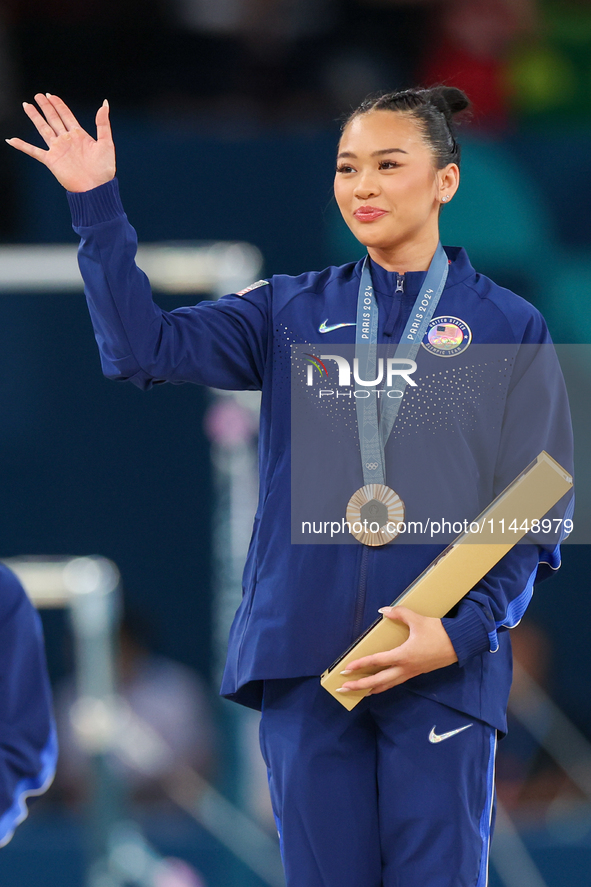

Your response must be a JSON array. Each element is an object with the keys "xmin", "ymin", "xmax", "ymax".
[{"xmin": 0, "ymin": 0, "xmax": 591, "ymax": 885}]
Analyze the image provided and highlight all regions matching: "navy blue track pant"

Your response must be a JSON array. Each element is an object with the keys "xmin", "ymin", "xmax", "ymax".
[{"xmin": 259, "ymin": 678, "xmax": 497, "ymax": 887}]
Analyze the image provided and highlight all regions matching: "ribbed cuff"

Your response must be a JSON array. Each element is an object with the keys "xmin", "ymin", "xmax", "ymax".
[
  {"xmin": 67, "ymin": 178, "xmax": 124, "ymax": 228},
  {"xmin": 442, "ymin": 602, "xmax": 492, "ymax": 667}
]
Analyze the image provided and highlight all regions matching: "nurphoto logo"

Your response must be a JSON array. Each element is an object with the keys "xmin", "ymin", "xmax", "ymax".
[{"xmin": 304, "ymin": 354, "xmax": 417, "ymax": 397}]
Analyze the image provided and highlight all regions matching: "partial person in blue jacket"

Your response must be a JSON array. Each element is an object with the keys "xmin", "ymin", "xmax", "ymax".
[
  {"xmin": 0, "ymin": 564, "xmax": 57, "ymax": 847},
  {"xmin": 8, "ymin": 86, "xmax": 574, "ymax": 887}
]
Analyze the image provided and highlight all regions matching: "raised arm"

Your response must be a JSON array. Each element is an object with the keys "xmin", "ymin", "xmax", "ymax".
[{"xmin": 8, "ymin": 96, "xmax": 271, "ymax": 391}]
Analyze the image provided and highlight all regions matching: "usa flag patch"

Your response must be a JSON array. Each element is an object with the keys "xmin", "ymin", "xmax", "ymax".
[{"xmin": 236, "ymin": 279, "xmax": 269, "ymax": 296}]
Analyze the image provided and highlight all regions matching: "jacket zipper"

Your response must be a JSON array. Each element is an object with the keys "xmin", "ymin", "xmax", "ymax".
[
  {"xmin": 352, "ymin": 545, "xmax": 370, "ymax": 639},
  {"xmin": 384, "ymin": 274, "xmax": 405, "ymax": 337}
]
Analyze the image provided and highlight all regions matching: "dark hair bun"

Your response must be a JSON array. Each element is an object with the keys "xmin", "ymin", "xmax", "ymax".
[{"xmin": 426, "ymin": 85, "xmax": 471, "ymax": 119}]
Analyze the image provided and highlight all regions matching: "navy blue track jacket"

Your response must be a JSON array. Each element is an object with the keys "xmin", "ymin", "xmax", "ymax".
[{"xmin": 68, "ymin": 178, "xmax": 574, "ymax": 733}]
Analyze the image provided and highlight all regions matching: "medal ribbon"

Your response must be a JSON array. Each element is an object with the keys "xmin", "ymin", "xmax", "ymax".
[{"xmin": 355, "ymin": 242, "xmax": 449, "ymax": 485}]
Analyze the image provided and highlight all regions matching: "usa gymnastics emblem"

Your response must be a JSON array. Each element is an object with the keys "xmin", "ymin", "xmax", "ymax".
[{"xmin": 422, "ymin": 316, "xmax": 472, "ymax": 357}]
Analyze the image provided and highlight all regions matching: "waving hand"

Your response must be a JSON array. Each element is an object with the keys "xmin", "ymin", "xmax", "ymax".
[{"xmin": 6, "ymin": 94, "xmax": 116, "ymax": 193}]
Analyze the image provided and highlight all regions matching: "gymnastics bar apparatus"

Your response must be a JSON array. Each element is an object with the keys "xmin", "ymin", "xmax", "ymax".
[
  {"xmin": 0, "ymin": 241, "xmax": 263, "ymax": 295},
  {"xmin": 5, "ymin": 555, "xmax": 284, "ymax": 887}
]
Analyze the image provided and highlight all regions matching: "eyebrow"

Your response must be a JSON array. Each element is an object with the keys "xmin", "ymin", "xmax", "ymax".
[{"xmin": 336, "ymin": 147, "xmax": 409, "ymax": 159}]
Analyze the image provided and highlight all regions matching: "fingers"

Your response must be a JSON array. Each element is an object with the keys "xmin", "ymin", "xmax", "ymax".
[
  {"xmin": 30, "ymin": 93, "xmax": 68, "ymax": 136},
  {"xmin": 41, "ymin": 93, "xmax": 82, "ymax": 132},
  {"xmin": 340, "ymin": 665, "xmax": 405, "ymax": 693},
  {"xmin": 95, "ymin": 100, "xmax": 113, "ymax": 144},
  {"xmin": 342, "ymin": 649, "xmax": 399, "ymax": 674},
  {"xmin": 22, "ymin": 101, "xmax": 59, "ymax": 147},
  {"xmin": 380, "ymin": 605, "xmax": 416, "ymax": 623},
  {"xmin": 341, "ymin": 607, "xmax": 416, "ymax": 675},
  {"xmin": 342, "ymin": 663, "xmax": 401, "ymax": 689},
  {"xmin": 5, "ymin": 137, "xmax": 48, "ymax": 163}
]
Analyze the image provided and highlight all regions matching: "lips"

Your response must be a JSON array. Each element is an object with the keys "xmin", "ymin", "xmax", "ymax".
[{"xmin": 353, "ymin": 206, "xmax": 388, "ymax": 222}]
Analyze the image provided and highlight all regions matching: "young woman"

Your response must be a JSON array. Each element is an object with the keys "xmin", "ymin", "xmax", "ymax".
[{"xmin": 8, "ymin": 86, "xmax": 573, "ymax": 886}]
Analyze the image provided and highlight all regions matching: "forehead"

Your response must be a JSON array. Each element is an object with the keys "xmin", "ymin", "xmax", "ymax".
[{"xmin": 338, "ymin": 110, "xmax": 429, "ymax": 156}]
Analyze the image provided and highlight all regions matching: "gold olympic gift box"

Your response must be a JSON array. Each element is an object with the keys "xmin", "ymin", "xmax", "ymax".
[{"xmin": 321, "ymin": 451, "xmax": 573, "ymax": 711}]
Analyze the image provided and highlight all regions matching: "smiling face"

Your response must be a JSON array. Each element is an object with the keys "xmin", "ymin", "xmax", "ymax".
[{"xmin": 334, "ymin": 110, "xmax": 459, "ymax": 271}]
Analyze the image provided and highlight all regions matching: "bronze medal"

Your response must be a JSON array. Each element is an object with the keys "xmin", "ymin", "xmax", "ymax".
[{"xmin": 346, "ymin": 483, "xmax": 405, "ymax": 546}]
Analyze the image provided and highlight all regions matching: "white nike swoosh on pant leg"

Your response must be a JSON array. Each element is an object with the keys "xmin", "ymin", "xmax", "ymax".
[{"xmin": 429, "ymin": 723, "xmax": 473, "ymax": 743}]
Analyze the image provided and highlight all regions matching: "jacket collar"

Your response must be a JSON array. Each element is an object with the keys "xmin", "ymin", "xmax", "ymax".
[{"xmin": 354, "ymin": 246, "xmax": 476, "ymax": 298}]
